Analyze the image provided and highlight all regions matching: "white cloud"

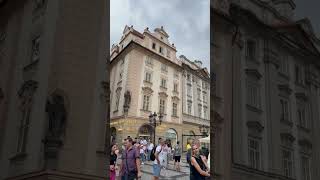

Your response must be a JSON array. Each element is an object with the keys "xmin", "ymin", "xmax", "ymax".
[{"xmin": 110, "ymin": 0, "xmax": 210, "ymax": 71}]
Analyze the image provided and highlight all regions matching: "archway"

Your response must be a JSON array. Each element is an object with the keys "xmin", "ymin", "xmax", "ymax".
[
  {"xmin": 138, "ymin": 124, "xmax": 153, "ymax": 141},
  {"xmin": 164, "ymin": 128, "xmax": 178, "ymax": 146}
]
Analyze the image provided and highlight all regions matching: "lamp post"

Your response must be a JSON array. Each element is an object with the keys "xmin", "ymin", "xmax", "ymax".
[
  {"xmin": 199, "ymin": 124, "xmax": 209, "ymax": 137},
  {"xmin": 149, "ymin": 112, "xmax": 163, "ymax": 143}
]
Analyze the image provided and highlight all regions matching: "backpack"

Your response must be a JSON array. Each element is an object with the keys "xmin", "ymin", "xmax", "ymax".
[{"xmin": 150, "ymin": 146, "xmax": 161, "ymax": 161}]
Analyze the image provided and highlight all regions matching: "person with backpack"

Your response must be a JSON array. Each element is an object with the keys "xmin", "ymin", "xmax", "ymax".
[
  {"xmin": 119, "ymin": 137, "xmax": 141, "ymax": 180},
  {"xmin": 173, "ymin": 141, "xmax": 182, "ymax": 171},
  {"xmin": 150, "ymin": 138, "xmax": 165, "ymax": 180}
]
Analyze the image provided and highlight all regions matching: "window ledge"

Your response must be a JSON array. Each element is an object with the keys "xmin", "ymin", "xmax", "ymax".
[
  {"xmin": 143, "ymin": 80, "xmax": 153, "ymax": 85},
  {"xmin": 160, "ymin": 86, "xmax": 167, "ymax": 90},
  {"xmin": 246, "ymin": 104, "xmax": 263, "ymax": 114},
  {"xmin": 9, "ymin": 152, "xmax": 27, "ymax": 161},
  {"xmin": 140, "ymin": 109, "xmax": 152, "ymax": 113},
  {"xmin": 171, "ymin": 115, "xmax": 179, "ymax": 118}
]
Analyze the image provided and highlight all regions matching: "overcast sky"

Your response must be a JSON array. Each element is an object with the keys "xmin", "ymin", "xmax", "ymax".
[
  {"xmin": 110, "ymin": 0, "xmax": 210, "ymax": 70},
  {"xmin": 295, "ymin": 0, "xmax": 320, "ymax": 38}
]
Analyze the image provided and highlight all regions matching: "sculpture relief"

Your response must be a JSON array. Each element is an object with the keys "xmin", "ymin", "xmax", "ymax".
[{"xmin": 45, "ymin": 95, "xmax": 66, "ymax": 139}]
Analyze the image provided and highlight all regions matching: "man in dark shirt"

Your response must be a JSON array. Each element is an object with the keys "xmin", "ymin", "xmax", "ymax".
[{"xmin": 119, "ymin": 137, "xmax": 141, "ymax": 180}]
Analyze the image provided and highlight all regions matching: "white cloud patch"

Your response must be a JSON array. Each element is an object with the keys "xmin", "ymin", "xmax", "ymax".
[{"xmin": 110, "ymin": 0, "xmax": 210, "ymax": 71}]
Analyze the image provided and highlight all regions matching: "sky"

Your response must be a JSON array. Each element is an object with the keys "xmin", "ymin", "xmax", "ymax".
[
  {"xmin": 294, "ymin": 0, "xmax": 320, "ymax": 38},
  {"xmin": 110, "ymin": 0, "xmax": 210, "ymax": 71}
]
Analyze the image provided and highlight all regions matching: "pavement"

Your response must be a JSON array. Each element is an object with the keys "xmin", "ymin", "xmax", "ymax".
[{"xmin": 116, "ymin": 154, "xmax": 191, "ymax": 180}]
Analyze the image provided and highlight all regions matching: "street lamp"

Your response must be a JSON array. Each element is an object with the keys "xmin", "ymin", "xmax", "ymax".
[
  {"xmin": 199, "ymin": 124, "xmax": 209, "ymax": 137},
  {"xmin": 149, "ymin": 112, "xmax": 163, "ymax": 143}
]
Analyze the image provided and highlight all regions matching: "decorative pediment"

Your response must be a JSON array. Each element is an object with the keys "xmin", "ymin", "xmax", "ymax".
[
  {"xmin": 142, "ymin": 87, "xmax": 153, "ymax": 94},
  {"xmin": 171, "ymin": 96, "xmax": 180, "ymax": 101},
  {"xmin": 245, "ymin": 69, "xmax": 262, "ymax": 80},
  {"xmin": 280, "ymin": 132, "xmax": 295, "ymax": 142},
  {"xmin": 246, "ymin": 121, "xmax": 264, "ymax": 132},
  {"xmin": 158, "ymin": 92, "xmax": 168, "ymax": 98},
  {"xmin": 298, "ymin": 138, "xmax": 312, "ymax": 149},
  {"xmin": 295, "ymin": 92, "xmax": 308, "ymax": 101},
  {"xmin": 278, "ymin": 84, "xmax": 292, "ymax": 95}
]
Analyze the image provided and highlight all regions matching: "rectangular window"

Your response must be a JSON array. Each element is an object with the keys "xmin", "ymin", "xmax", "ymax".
[
  {"xmin": 198, "ymin": 104, "xmax": 202, "ymax": 117},
  {"xmin": 115, "ymin": 90, "xmax": 121, "ymax": 110},
  {"xmin": 187, "ymin": 74, "xmax": 191, "ymax": 81},
  {"xmin": 248, "ymin": 138, "xmax": 261, "ymax": 169},
  {"xmin": 31, "ymin": 36, "xmax": 40, "ymax": 62},
  {"xmin": 197, "ymin": 88, "xmax": 201, "ymax": 100},
  {"xmin": 203, "ymin": 106, "xmax": 208, "ymax": 119},
  {"xmin": 282, "ymin": 149, "xmax": 294, "ymax": 177},
  {"xmin": 187, "ymin": 84, "xmax": 192, "ymax": 97},
  {"xmin": 203, "ymin": 92, "xmax": 207, "ymax": 103},
  {"xmin": 295, "ymin": 65, "xmax": 304, "ymax": 85},
  {"xmin": 166, "ymin": 49, "xmax": 170, "ymax": 58},
  {"xmin": 187, "ymin": 101, "xmax": 192, "ymax": 114},
  {"xmin": 280, "ymin": 54, "xmax": 289, "ymax": 75},
  {"xmin": 161, "ymin": 78, "xmax": 167, "ymax": 88},
  {"xmin": 145, "ymin": 72, "xmax": 152, "ymax": 82},
  {"xmin": 297, "ymin": 103, "xmax": 307, "ymax": 128},
  {"xmin": 173, "ymin": 83, "xmax": 178, "ymax": 92},
  {"xmin": 143, "ymin": 95, "xmax": 150, "ymax": 111},
  {"xmin": 159, "ymin": 99, "xmax": 165, "ymax": 114},
  {"xmin": 159, "ymin": 46, "xmax": 163, "ymax": 54},
  {"xmin": 145, "ymin": 56, "xmax": 153, "ymax": 66},
  {"xmin": 152, "ymin": 42, "xmax": 156, "ymax": 50},
  {"xmin": 247, "ymin": 82, "xmax": 260, "ymax": 108},
  {"xmin": 172, "ymin": 103, "xmax": 177, "ymax": 117},
  {"xmin": 301, "ymin": 156, "xmax": 311, "ymax": 180},
  {"xmin": 280, "ymin": 99, "xmax": 289, "ymax": 121},
  {"xmin": 246, "ymin": 40, "xmax": 256, "ymax": 61}
]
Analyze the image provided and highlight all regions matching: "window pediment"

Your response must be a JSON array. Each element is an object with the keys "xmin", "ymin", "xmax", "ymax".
[
  {"xmin": 245, "ymin": 69, "xmax": 262, "ymax": 80},
  {"xmin": 247, "ymin": 121, "xmax": 264, "ymax": 132},
  {"xmin": 278, "ymin": 84, "xmax": 292, "ymax": 95},
  {"xmin": 142, "ymin": 87, "xmax": 153, "ymax": 94},
  {"xmin": 171, "ymin": 96, "xmax": 179, "ymax": 101},
  {"xmin": 295, "ymin": 92, "xmax": 308, "ymax": 101},
  {"xmin": 280, "ymin": 132, "xmax": 295, "ymax": 142},
  {"xmin": 158, "ymin": 92, "xmax": 168, "ymax": 98}
]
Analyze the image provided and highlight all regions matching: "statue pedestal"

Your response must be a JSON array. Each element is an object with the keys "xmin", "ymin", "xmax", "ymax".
[{"xmin": 42, "ymin": 135, "xmax": 63, "ymax": 169}]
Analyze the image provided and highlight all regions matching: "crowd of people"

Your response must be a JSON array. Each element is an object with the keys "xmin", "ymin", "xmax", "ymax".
[{"xmin": 109, "ymin": 136, "xmax": 210, "ymax": 180}]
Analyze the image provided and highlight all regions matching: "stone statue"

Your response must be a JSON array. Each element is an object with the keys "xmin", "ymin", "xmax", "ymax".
[
  {"xmin": 123, "ymin": 90, "xmax": 131, "ymax": 108},
  {"xmin": 45, "ymin": 95, "xmax": 66, "ymax": 138}
]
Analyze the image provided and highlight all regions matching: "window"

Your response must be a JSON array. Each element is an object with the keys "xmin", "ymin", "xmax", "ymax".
[
  {"xmin": 301, "ymin": 156, "xmax": 311, "ymax": 180},
  {"xmin": 166, "ymin": 49, "xmax": 170, "ymax": 58},
  {"xmin": 187, "ymin": 84, "xmax": 192, "ymax": 97},
  {"xmin": 145, "ymin": 56, "xmax": 153, "ymax": 66},
  {"xmin": 198, "ymin": 104, "xmax": 202, "ymax": 117},
  {"xmin": 247, "ymin": 82, "xmax": 260, "ymax": 108},
  {"xmin": 187, "ymin": 101, "xmax": 192, "ymax": 114},
  {"xmin": 282, "ymin": 149, "xmax": 294, "ymax": 177},
  {"xmin": 145, "ymin": 72, "xmax": 152, "ymax": 82},
  {"xmin": 295, "ymin": 65, "xmax": 304, "ymax": 85},
  {"xmin": 197, "ymin": 89, "xmax": 201, "ymax": 100},
  {"xmin": 246, "ymin": 40, "xmax": 256, "ymax": 61},
  {"xmin": 203, "ymin": 92, "xmax": 207, "ymax": 103},
  {"xmin": 280, "ymin": 99, "xmax": 289, "ymax": 121},
  {"xmin": 280, "ymin": 54, "xmax": 289, "ymax": 75},
  {"xmin": 159, "ymin": 46, "xmax": 163, "ymax": 54},
  {"xmin": 31, "ymin": 36, "xmax": 40, "ymax": 62},
  {"xmin": 115, "ymin": 90, "xmax": 121, "ymax": 111},
  {"xmin": 143, "ymin": 95, "xmax": 150, "ymax": 111},
  {"xmin": 248, "ymin": 138, "xmax": 261, "ymax": 169},
  {"xmin": 297, "ymin": 102, "xmax": 307, "ymax": 128},
  {"xmin": 187, "ymin": 74, "xmax": 191, "ymax": 81},
  {"xmin": 161, "ymin": 78, "xmax": 167, "ymax": 88},
  {"xmin": 152, "ymin": 42, "xmax": 156, "ymax": 50},
  {"xmin": 161, "ymin": 63, "xmax": 168, "ymax": 72},
  {"xmin": 203, "ymin": 106, "xmax": 208, "ymax": 119},
  {"xmin": 173, "ymin": 83, "xmax": 178, "ymax": 92},
  {"xmin": 172, "ymin": 103, "xmax": 177, "ymax": 116},
  {"xmin": 159, "ymin": 99, "xmax": 165, "ymax": 114}
]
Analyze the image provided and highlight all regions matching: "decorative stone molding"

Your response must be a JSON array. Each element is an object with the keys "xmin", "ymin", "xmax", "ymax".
[
  {"xmin": 298, "ymin": 139, "xmax": 312, "ymax": 149},
  {"xmin": 263, "ymin": 48, "xmax": 279, "ymax": 69},
  {"xmin": 246, "ymin": 121, "xmax": 264, "ymax": 132},
  {"xmin": 142, "ymin": 87, "xmax": 153, "ymax": 94},
  {"xmin": 171, "ymin": 96, "xmax": 180, "ymax": 101},
  {"xmin": 158, "ymin": 92, "xmax": 168, "ymax": 98},
  {"xmin": 280, "ymin": 132, "xmax": 295, "ymax": 142},
  {"xmin": 245, "ymin": 69, "xmax": 262, "ymax": 80},
  {"xmin": 295, "ymin": 92, "xmax": 308, "ymax": 101},
  {"xmin": 278, "ymin": 84, "xmax": 292, "ymax": 95}
]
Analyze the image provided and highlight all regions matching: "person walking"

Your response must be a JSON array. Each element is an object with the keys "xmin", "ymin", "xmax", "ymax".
[
  {"xmin": 110, "ymin": 144, "xmax": 119, "ymax": 180},
  {"xmin": 186, "ymin": 142, "xmax": 192, "ymax": 165},
  {"xmin": 153, "ymin": 138, "xmax": 165, "ymax": 180},
  {"xmin": 119, "ymin": 137, "xmax": 142, "ymax": 180},
  {"xmin": 190, "ymin": 144, "xmax": 210, "ymax": 180},
  {"xmin": 173, "ymin": 141, "xmax": 182, "ymax": 171},
  {"xmin": 139, "ymin": 143, "xmax": 145, "ymax": 165},
  {"xmin": 147, "ymin": 141, "xmax": 154, "ymax": 161}
]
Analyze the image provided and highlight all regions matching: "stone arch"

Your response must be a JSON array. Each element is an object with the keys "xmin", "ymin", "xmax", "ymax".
[
  {"xmin": 164, "ymin": 128, "xmax": 178, "ymax": 146},
  {"xmin": 138, "ymin": 123, "xmax": 153, "ymax": 141}
]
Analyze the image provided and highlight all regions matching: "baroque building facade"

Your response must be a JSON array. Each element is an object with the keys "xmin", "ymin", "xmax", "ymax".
[
  {"xmin": 110, "ymin": 25, "xmax": 210, "ymax": 148},
  {"xmin": 0, "ymin": 0, "xmax": 108, "ymax": 179},
  {"xmin": 212, "ymin": 0, "xmax": 320, "ymax": 180}
]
